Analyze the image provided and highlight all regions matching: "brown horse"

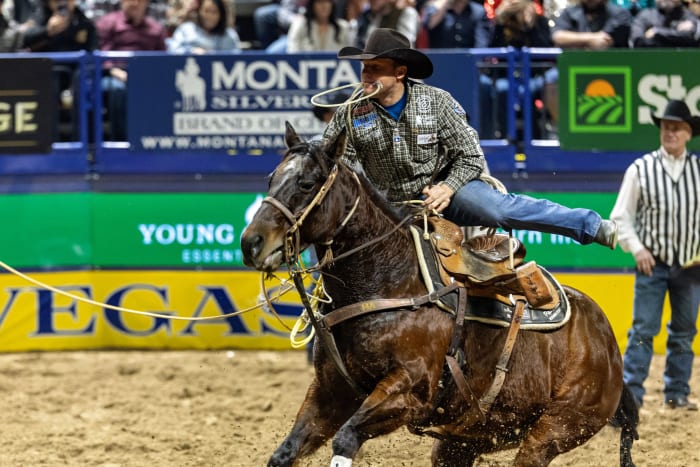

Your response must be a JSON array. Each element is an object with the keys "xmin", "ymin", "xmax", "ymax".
[{"xmin": 241, "ymin": 123, "xmax": 638, "ymax": 467}]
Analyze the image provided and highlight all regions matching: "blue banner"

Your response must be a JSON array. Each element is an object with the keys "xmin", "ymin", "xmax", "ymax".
[{"xmin": 127, "ymin": 51, "xmax": 478, "ymax": 154}]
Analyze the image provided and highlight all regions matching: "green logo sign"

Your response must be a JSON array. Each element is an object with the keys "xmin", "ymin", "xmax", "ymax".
[{"xmin": 568, "ymin": 66, "xmax": 632, "ymax": 133}]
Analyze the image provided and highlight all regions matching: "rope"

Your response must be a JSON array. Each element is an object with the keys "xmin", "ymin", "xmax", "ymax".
[
  {"xmin": 0, "ymin": 259, "xmax": 295, "ymax": 322},
  {"xmin": 309, "ymin": 81, "xmax": 383, "ymax": 108}
]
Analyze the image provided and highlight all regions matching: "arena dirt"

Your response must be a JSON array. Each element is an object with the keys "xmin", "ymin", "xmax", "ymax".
[{"xmin": 0, "ymin": 349, "xmax": 698, "ymax": 466}]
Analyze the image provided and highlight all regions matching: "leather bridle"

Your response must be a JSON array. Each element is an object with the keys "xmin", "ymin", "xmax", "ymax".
[{"xmin": 261, "ymin": 162, "xmax": 369, "ymax": 396}]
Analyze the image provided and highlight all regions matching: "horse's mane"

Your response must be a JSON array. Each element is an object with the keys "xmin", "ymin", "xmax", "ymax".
[
  {"xmin": 350, "ymin": 167, "xmax": 412, "ymax": 225},
  {"xmin": 285, "ymin": 138, "xmax": 411, "ymax": 225}
]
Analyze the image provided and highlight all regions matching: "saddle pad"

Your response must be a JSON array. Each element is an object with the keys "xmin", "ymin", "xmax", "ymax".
[{"xmin": 410, "ymin": 225, "xmax": 571, "ymax": 331}]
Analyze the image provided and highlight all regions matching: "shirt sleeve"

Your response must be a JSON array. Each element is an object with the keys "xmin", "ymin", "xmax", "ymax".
[
  {"xmin": 167, "ymin": 23, "xmax": 189, "ymax": 53},
  {"xmin": 286, "ymin": 16, "xmax": 304, "ymax": 52},
  {"xmin": 436, "ymin": 94, "xmax": 485, "ymax": 193},
  {"xmin": 610, "ymin": 163, "xmax": 645, "ymax": 255}
]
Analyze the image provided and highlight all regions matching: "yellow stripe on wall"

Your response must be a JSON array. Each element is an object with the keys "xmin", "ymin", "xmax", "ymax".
[{"xmin": 0, "ymin": 270, "xmax": 694, "ymax": 354}]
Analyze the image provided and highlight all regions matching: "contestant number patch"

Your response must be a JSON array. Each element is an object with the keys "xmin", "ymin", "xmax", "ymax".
[{"xmin": 417, "ymin": 133, "xmax": 437, "ymax": 145}]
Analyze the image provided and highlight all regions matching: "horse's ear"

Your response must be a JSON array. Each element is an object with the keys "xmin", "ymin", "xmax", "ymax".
[
  {"xmin": 284, "ymin": 121, "xmax": 303, "ymax": 148},
  {"xmin": 327, "ymin": 128, "xmax": 347, "ymax": 163}
]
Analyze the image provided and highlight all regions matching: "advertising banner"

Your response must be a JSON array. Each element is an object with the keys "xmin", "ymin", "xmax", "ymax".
[
  {"xmin": 91, "ymin": 191, "xmax": 628, "ymax": 269},
  {"xmin": 0, "ymin": 270, "xmax": 302, "ymax": 352},
  {"xmin": 91, "ymin": 192, "xmax": 272, "ymax": 268},
  {"xmin": 0, "ymin": 191, "xmax": 628, "ymax": 270},
  {"xmin": 0, "ymin": 58, "xmax": 54, "ymax": 154},
  {"xmin": 558, "ymin": 49, "xmax": 700, "ymax": 151},
  {"xmin": 126, "ymin": 52, "xmax": 478, "ymax": 154},
  {"xmin": 0, "ymin": 193, "xmax": 92, "ymax": 267},
  {"xmin": 0, "ymin": 269, "xmax": 689, "ymax": 355}
]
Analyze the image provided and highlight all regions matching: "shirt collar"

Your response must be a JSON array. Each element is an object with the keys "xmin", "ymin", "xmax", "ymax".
[{"xmin": 658, "ymin": 145, "xmax": 687, "ymax": 162}]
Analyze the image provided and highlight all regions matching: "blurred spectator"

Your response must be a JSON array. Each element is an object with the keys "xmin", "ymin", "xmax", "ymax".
[
  {"xmin": 546, "ymin": 0, "xmax": 632, "ymax": 125},
  {"xmin": 166, "ymin": 0, "xmax": 235, "ymax": 34},
  {"xmin": 22, "ymin": 0, "xmax": 97, "ymax": 51},
  {"xmin": 97, "ymin": 0, "xmax": 167, "ymax": 140},
  {"xmin": 491, "ymin": 0, "xmax": 550, "ymax": 47},
  {"xmin": 77, "ymin": 0, "xmax": 119, "ymax": 21},
  {"xmin": 542, "ymin": 0, "xmax": 575, "ymax": 19},
  {"xmin": 354, "ymin": 0, "xmax": 419, "ymax": 47},
  {"xmin": 21, "ymin": 0, "xmax": 96, "ymax": 141},
  {"xmin": 421, "ymin": 0, "xmax": 492, "ymax": 136},
  {"xmin": 610, "ymin": 0, "xmax": 655, "ymax": 16},
  {"xmin": 1, "ymin": 0, "xmax": 24, "ymax": 50},
  {"xmin": 336, "ymin": 0, "xmax": 365, "ymax": 22},
  {"xmin": 254, "ymin": 0, "xmax": 307, "ymax": 51},
  {"xmin": 2, "ymin": 0, "xmax": 39, "ymax": 32},
  {"xmin": 422, "ymin": 0, "xmax": 492, "ymax": 48},
  {"xmin": 166, "ymin": 0, "xmax": 197, "ymax": 33},
  {"xmin": 167, "ymin": 0, "xmax": 240, "ymax": 52},
  {"xmin": 630, "ymin": 0, "xmax": 699, "ymax": 46},
  {"xmin": 489, "ymin": 0, "xmax": 553, "ymax": 138},
  {"xmin": 482, "ymin": 0, "xmax": 542, "ymax": 19},
  {"xmin": 287, "ymin": 0, "xmax": 351, "ymax": 51},
  {"xmin": 80, "ymin": 0, "xmax": 169, "ymax": 26},
  {"xmin": 551, "ymin": 0, "xmax": 632, "ymax": 48},
  {"xmin": 686, "ymin": 0, "xmax": 700, "ymax": 17}
]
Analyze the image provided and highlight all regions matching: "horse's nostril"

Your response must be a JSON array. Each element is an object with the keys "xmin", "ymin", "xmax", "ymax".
[{"xmin": 241, "ymin": 233, "xmax": 263, "ymax": 261}]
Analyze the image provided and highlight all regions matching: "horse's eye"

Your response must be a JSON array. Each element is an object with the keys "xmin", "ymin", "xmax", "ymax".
[{"xmin": 298, "ymin": 179, "xmax": 315, "ymax": 193}]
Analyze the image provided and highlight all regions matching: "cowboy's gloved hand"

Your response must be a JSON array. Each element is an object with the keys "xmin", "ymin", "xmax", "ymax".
[
  {"xmin": 634, "ymin": 248, "xmax": 655, "ymax": 277},
  {"xmin": 422, "ymin": 183, "xmax": 454, "ymax": 213}
]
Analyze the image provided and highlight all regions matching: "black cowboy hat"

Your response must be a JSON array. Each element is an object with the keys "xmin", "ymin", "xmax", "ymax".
[
  {"xmin": 652, "ymin": 99, "xmax": 700, "ymax": 137},
  {"xmin": 337, "ymin": 28, "xmax": 433, "ymax": 79}
]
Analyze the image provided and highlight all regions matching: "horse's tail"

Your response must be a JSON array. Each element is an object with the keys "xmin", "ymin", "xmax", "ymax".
[{"xmin": 609, "ymin": 383, "xmax": 639, "ymax": 467}]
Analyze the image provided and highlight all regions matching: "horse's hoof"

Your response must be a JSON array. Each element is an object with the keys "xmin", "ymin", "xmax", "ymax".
[{"xmin": 330, "ymin": 455, "xmax": 353, "ymax": 467}]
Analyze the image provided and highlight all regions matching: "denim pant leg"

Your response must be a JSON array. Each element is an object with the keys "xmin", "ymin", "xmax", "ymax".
[
  {"xmin": 443, "ymin": 179, "xmax": 602, "ymax": 243},
  {"xmin": 622, "ymin": 266, "xmax": 668, "ymax": 403},
  {"xmin": 663, "ymin": 268, "xmax": 700, "ymax": 399},
  {"xmin": 254, "ymin": 4, "xmax": 281, "ymax": 48},
  {"xmin": 101, "ymin": 76, "xmax": 127, "ymax": 141}
]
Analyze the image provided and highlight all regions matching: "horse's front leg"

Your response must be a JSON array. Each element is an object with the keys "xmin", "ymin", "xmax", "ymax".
[
  {"xmin": 330, "ymin": 368, "xmax": 429, "ymax": 467},
  {"xmin": 269, "ymin": 378, "xmax": 357, "ymax": 467}
]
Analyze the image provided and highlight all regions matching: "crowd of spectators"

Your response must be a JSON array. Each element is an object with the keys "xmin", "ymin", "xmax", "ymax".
[{"xmin": 2, "ymin": 0, "xmax": 700, "ymax": 140}]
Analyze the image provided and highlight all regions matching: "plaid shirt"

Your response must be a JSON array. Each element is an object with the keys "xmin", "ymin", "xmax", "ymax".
[{"xmin": 323, "ymin": 80, "xmax": 484, "ymax": 202}]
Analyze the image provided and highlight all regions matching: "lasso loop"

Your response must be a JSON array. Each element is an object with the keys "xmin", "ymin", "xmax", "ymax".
[
  {"xmin": 0, "ymin": 259, "xmax": 295, "ymax": 322},
  {"xmin": 309, "ymin": 82, "xmax": 382, "ymax": 108},
  {"xmin": 290, "ymin": 312, "xmax": 314, "ymax": 348}
]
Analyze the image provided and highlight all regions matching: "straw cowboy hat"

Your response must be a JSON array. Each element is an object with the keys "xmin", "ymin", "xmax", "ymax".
[
  {"xmin": 337, "ymin": 28, "xmax": 434, "ymax": 79},
  {"xmin": 652, "ymin": 99, "xmax": 700, "ymax": 137}
]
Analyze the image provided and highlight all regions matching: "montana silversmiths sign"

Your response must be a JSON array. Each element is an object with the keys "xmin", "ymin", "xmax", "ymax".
[{"xmin": 126, "ymin": 52, "xmax": 480, "ymax": 154}]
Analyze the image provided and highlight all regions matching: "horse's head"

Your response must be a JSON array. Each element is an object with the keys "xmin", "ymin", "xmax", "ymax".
[{"xmin": 241, "ymin": 122, "xmax": 347, "ymax": 272}]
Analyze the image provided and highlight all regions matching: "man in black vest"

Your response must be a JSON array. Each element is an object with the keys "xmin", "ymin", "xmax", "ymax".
[{"xmin": 611, "ymin": 99, "xmax": 700, "ymax": 410}]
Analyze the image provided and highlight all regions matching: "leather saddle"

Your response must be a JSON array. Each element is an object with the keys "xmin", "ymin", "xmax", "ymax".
[{"xmin": 420, "ymin": 216, "xmax": 561, "ymax": 312}]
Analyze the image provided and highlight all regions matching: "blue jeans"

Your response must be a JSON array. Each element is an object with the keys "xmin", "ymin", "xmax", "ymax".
[
  {"xmin": 623, "ymin": 263, "xmax": 700, "ymax": 405},
  {"xmin": 101, "ymin": 76, "xmax": 127, "ymax": 141},
  {"xmin": 254, "ymin": 3, "xmax": 282, "ymax": 48},
  {"xmin": 443, "ymin": 179, "xmax": 602, "ymax": 244}
]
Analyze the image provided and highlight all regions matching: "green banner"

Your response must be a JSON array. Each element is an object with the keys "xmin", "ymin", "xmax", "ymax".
[
  {"xmin": 91, "ymin": 193, "xmax": 264, "ymax": 268},
  {"xmin": 0, "ymin": 193, "xmax": 92, "ymax": 267},
  {"xmin": 0, "ymin": 192, "xmax": 634, "ymax": 270},
  {"xmin": 558, "ymin": 49, "xmax": 700, "ymax": 151}
]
